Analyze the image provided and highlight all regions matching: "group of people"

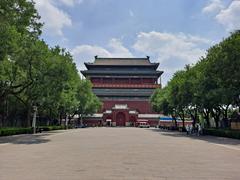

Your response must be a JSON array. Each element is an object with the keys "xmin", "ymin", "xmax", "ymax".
[{"xmin": 186, "ymin": 123, "xmax": 202, "ymax": 136}]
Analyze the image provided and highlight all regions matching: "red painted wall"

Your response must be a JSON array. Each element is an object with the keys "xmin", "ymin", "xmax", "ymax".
[
  {"xmin": 101, "ymin": 100, "xmax": 155, "ymax": 114},
  {"xmin": 90, "ymin": 77, "xmax": 157, "ymax": 85},
  {"xmin": 83, "ymin": 120, "xmax": 102, "ymax": 127}
]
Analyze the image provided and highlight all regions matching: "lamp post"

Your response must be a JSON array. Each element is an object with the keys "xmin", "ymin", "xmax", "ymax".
[{"xmin": 32, "ymin": 105, "xmax": 37, "ymax": 134}]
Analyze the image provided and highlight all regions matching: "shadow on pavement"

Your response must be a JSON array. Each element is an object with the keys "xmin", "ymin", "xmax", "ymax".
[
  {"xmin": 146, "ymin": 128, "xmax": 240, "ymax": 146},
  {"xmin": 0, "ymin": 133, "xmax": 55, "ymax": 145}
]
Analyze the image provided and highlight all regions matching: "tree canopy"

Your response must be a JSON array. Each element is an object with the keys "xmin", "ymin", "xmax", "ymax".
[
  {"xmin": 151, "ymin": 31, "xmax": 240, "ymax": 129},
  {"xmin": 0, "ymin": 0, "xmax": 101, "ymax": 127}
]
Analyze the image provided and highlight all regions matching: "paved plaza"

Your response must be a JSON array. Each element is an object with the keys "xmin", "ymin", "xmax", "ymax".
[{"xmin": 0, "ymin": 128, "xmax": 240, "ymax": 180}]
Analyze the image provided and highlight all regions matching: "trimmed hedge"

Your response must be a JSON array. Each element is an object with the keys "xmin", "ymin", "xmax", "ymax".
[
  {"xmin": 0, "ymin": 127, "xmax": 32, "ymax": 136},
  {"xmin": 203, "ymin": 128, "xmax": 240, "ymax": 139},
  {"xmin": 38, "ymin": 126, "xmax": 65, "ymax": 131},
  {"xmin": 0, "ymin": 126, "xmax": 65, "ymax": 136}
]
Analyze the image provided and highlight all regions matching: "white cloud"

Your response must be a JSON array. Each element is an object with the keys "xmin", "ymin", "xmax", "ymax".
[
  {"xmin": 132, "ymin": 31, "xmax": 211, "ymax": 85},
  {"xmin": 202, "ymin": 0, "xmax": 224, "ymax": 14},
  {"xmin": 108, "ymin": 38, "xmax": 134, "ymax": 58},
  {"xmin": 58, "ymin": 0, "xmax": 83, "ymax": 7},
  {"xmin": 71, "ymin": 45, "xmax": 110, "ymax": 70},
  {"xmin": 34, "ymin": 0, "xmax": 78, "ymax": 36},
  {"xmin": 71, "ymin": 39, "xmax": 133, "ymax": 71},
  {"xmin": 133, "ymin": 31, "xmax": 210, "ymax": 65},
  {"xmin": 216, "ymin": 1, "xmax": 240, "ymax": 31},
  {"xmin": 202, "ymin": 0, "xmax": 240, "ymax": 31}
]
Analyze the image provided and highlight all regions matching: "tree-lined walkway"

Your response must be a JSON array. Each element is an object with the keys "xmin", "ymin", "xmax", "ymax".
[{"xmin": 0, "ymin": 128, "xmax": 240, "ymax": 180}]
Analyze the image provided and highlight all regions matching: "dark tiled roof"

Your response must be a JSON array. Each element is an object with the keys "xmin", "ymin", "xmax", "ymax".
[
  {"xmin": 81, "ymin": 70, "xmax": 163, "ymax": 76},
  {"xmin": 88, "ymin": 57, "xmax": 154, "ymax": 66}
]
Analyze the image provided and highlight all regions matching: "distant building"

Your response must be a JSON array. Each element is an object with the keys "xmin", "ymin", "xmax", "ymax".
[{"xmin": 81, "ymin": 56, "xmax": 163, "ymax": 127}]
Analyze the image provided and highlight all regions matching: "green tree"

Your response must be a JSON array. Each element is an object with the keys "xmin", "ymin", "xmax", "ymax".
[
  {"xmin": 151, "ymin": 87, "xmax": 177, "ymax": 127},
  {"xmin": 0, "ymin": 0, "xmax": 42, "ymax": 126},
  {"xmin": 150, "ymin": 31, "xmax": 240, "ymax": 129},
  {"xmin": 76, "ymin": 80, "xmax": 102, "ymax": 126}
]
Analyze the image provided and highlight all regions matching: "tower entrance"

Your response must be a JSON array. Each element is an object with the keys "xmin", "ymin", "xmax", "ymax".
[{"xmin": 116, "ymin": 112, "xmax": 126, "ymax": 126}]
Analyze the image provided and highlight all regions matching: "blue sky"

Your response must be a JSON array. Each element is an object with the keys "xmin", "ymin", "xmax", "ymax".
[{"xmin": 34, "ymin": 0, "xmax": 240, "ymax": 85}]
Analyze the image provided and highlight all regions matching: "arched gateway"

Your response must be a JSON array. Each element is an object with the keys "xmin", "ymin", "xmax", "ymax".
[{"xmin": 116, "ymin": 112, "xmax": 126, "ymax": 126}]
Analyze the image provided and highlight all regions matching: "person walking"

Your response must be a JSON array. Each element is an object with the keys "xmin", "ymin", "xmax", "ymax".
[
  {"xmin": 186, "ymin": 124, "xmax": 190, "ymax": 135},
  {"xmin": 189, "ymin": 124, "xmax": 193, "ymax": 135},
  {"xmin": 197, "ymin": 123, "xmax": 202, "ymax": 136}
]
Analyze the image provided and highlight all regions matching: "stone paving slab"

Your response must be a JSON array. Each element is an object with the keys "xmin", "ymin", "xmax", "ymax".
[{"xmin": 0, "ymin": 128, "xmax": 240, "ymax": 180}]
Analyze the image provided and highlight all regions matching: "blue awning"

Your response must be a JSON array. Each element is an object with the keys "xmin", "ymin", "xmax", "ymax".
[{"xmin": 160, "ymin": 117, "xmax": 173, "ymax": 121}]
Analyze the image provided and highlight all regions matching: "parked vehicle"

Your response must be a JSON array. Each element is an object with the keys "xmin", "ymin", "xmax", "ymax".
[{"xmin": 139, "ymin": 122, "xmax": 150, "ymax": 128}]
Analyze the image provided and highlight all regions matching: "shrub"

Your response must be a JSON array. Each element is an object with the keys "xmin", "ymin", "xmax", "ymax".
[
  {"xmin": 203, "ymin": 128, "xmax": 240, "ymax": 139},
  {"xmin": 0, "ymin": 126, "xmax": 65, "ymax": 136},
  {"xmin": 0, "ymin": 127, "xmax": 32, "ymax": 136},
  {"xmin": 38, "ymin": 126, "xmax": 64, "ymax": 131}
]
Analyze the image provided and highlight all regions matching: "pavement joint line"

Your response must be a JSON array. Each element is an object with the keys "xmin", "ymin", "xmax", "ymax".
[{"xmin": 214, "ymin": 143, "xmax": 240, "ymax": 151}]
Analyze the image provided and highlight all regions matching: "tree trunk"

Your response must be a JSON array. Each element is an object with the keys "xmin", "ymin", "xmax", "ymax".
[
  {"xmin": 0, "ymin": 95, "xmax": 6, "ymax": 127},
  {"xmin": 47, "ymin": 108, "xmax": 52, "ymax": 126},
  {"xmin": 205, "ymin": 115, "xmax": 210, "ymax": 128},
  {"xmin": 59, "ymin": 112, "xmax": 62, "ymax": 126},
  {"xmin": 182, "ymin": 110, "xmax": 185, "ymax": 129},
  {"xmin": 171, "ymin": 114, "xmax": 177, "ymax": 127},
  {"xmin": 1, "ymin": 99, "xmax": 7, "ymax": 127},
  {"xmin": 211, "ymin": 108, "xmax": 221, "ymax": 129},
  {"xmin": 223, "ymin": 104, "xmax": 230, "ymax": 119},
  {"xmin": 64, "ymin": 114, "xmax": 68, "ymax": 129},
  {"xmin": 190, "ymin": 108, "xmax": 198, "ymax": 127},
  {"xmin": 182, "ymin": 119, "xmax": 185, "ymax": 130},
  {"xmin": 77, "ymin": 114, "xmax": 81, "ymax": 126},
  {"xmin": 26, "ymin": 102, "xmax": 32, "ymax": 127},
  {"xmin": 178, "ymin": 110, "xmax": 185, "ymax": 130},
  {"xmin": 80, "ymin": 114, "xmax": 83, "ymax": 127},
  {"xmin": 214, "ymin": 118, "xmax": 219, "ymax": 129},
  {"xmin": 203, "ymin": 109, "xmax": 210, "ymax": 128}
]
